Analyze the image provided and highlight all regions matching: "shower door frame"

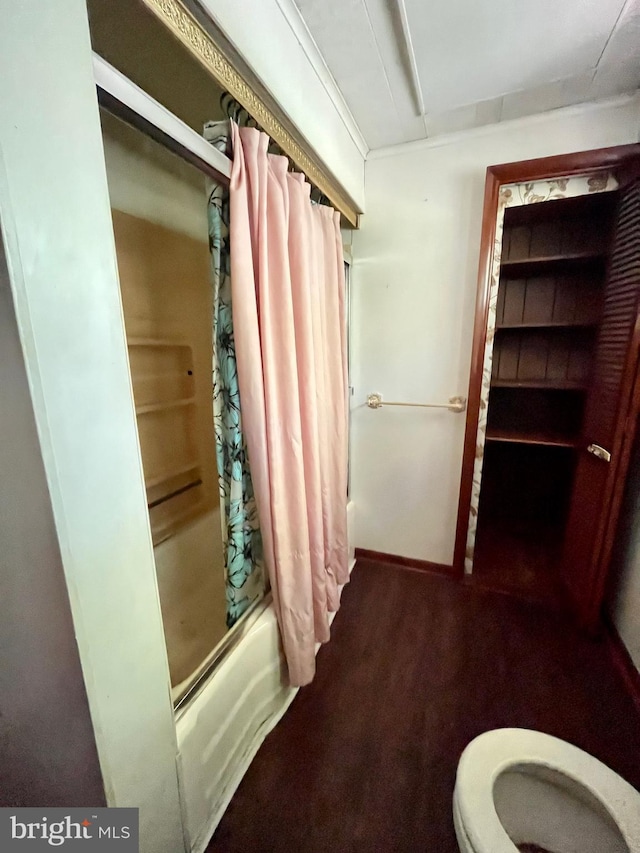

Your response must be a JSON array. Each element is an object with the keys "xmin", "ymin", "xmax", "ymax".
[
  {"xmin": 95, "ymin": 54, "xmax": 275, "ymax": 712},
  {"xmin": 93, "ymin": 53, "xmax": 231, "ymax": 185}
]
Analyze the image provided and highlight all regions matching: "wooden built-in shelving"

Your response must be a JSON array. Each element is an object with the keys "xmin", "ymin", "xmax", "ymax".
[
  {"xmin": 135, "ymin": 396, "xmax": 196, "ymax": 415},
  {"xmin": 463, "ymin": 162, "xmax": 635, "ymax": 614},
  {"xmin": 485, "ymin": 193, "xmax": 613, "ymax": 474},
  {"xmin": 485, "ymin": 426, "xmax": 579, "ymax": 449},
  {"xmin": 500, "ymin": 252, "xmax": 606, "ymax": 277},
  {"xmin": 144, "ymin": 459, "xmax": 201, "ymax": 491},
  {"xmin": 495, "ymin": 321, "xmax": 597, "ymax": 331},
  {"xmin": 112, "ymin": 206, "xmax": 218, "ymax": 564},
  {"xmin": 126, "ymin": 334, "xmax": 204, "ymax": 545},
  {"xmin": 490, "ymin": 378, "xmax": 588, "ymax": 391}
]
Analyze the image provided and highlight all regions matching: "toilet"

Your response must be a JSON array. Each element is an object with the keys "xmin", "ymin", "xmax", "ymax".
[{"xmin": 453, "ymin": 728, "xmax": 640, "ymax": 853}]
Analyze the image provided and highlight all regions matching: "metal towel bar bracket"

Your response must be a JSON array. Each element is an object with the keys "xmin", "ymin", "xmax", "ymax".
[{"xmin": 366, "ymin": 393, "xmax": 467, "ymax": 413}]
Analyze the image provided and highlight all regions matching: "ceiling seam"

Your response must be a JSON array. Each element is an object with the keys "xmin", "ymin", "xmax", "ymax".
[
  {"xmin": 594, "ymin": 0, "xmax": 632, "ymax": 70},
  {"xmin": 361, "ymin": 0, "xmax": 403, "ymax": 123},
  {"xmin": 394, "ymin": 0, "xmax": 428, "ymax": 129},
  {"xmin": 273, "ymin": 0, "xmax": 369, "ymax": 157}
]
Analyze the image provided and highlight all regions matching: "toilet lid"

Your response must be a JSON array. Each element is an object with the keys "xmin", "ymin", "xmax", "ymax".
[{"xmin": 454, "ymin": 728, "xmax": 640, "ymax": 853}]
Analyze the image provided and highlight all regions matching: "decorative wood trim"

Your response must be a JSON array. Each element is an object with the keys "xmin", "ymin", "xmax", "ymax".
[
  {"xmin": 355, "ymin": 548, "xmax": 454, "ymax": 577},
  {"xmin": 488, "ymin": 144, "xmax": 640, "ymax": 183},
  {"xmin": 604, "ymin": 616, "xmax": 640, "ymax": 719},
  {"xmin": 138, "ymin": 0, "xmax": 361, "ymax": 227},
  {"xmin": 453, "ymin": 144, "xmax": 640, "ymax": 578}
]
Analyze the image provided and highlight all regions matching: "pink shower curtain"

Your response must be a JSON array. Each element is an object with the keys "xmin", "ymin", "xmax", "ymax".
[{"xmin": 229, "ymin": 124, "xmax": 349, "ymax": 686}]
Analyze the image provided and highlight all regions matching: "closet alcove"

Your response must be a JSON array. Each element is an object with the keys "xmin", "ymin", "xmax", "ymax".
[
  {"xmin": 457, "ymin": 149, "xmax": 640, "ymax": 629},
  {"xmin": 474, "ymin": 192, "xmax": 617, "ymax": 601}
]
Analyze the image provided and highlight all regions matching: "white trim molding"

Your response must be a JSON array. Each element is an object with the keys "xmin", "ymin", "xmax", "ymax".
[
  {"xmin": 93, "ymin": 53, "xmax": 232, "ymax": 181},
  {"xmin": 274, "ymin": 0, "xmax": 369, "ymax": 159}
]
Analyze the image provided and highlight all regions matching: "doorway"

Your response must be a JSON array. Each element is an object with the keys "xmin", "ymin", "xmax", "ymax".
[{"xmin": 455, "ymin": 145, "xmax": 640, "ymax": 625}]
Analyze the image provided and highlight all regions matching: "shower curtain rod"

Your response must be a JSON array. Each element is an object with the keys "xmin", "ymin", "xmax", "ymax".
[{"xmin": 219, "ymin": 92, "xmax": 332, "ymax": 206}]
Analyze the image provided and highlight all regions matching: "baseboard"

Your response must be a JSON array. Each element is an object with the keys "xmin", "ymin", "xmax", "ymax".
[
  {"xmin": 604, "ymin": 616, "xmax": 640, "ymax": 718},
  {"xmin": 355, "ymin": 548, "xmax": 454, "ymax": 577}
]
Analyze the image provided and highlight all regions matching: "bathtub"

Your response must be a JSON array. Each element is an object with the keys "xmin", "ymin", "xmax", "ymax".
[{"xmin": 176, "ymin": 502, "xmax": 356, "ymax": 853}]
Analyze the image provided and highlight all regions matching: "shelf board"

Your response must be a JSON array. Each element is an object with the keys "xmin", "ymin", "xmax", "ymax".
[
  {"xmin": 485, "ymin": 427, "xmax": 579, "ymax": 449},
  {"xmin": 490, "ymin": 378, "xmax": 587, "ymax": 391},
  {"xmin": 150, "ymin": 500, "xmax": 207, "ymax": 547},
  {"xmin": 136, "ymin": 396, "xmax": 196, "ymax": 415},
  {"xmin": 495, "ymin": 320, "xmax": 598, "ymax": 331},
  {"xmin": 145, "ymin": 460, "xmax": 200, "ymax": 491},
  {"xmin": 128, "ymin": 337, "xmax": 190, "ymax": 348},
  {"xmin": 500, "ymin": 251, "xmax": 605, "ymax": 277},
  {"xmin": 503, "ymin": 191, "xmax": 617, "ymax": 227}
]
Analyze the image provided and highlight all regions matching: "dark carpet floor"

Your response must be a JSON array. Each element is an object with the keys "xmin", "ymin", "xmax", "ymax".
[{"xmin": 207, "ymin": 559, "xmax": 640, "ymax": 853}]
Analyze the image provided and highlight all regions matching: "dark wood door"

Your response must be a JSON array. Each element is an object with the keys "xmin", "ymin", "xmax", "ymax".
[{"xmin": 561, "ymin": 178, "xmax": 640, "ymax": 627}]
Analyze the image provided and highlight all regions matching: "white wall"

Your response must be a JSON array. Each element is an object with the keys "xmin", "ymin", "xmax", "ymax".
[
  {"xmin": 351, "ymin": 95, "xmax": 640, "ymax": 565},
  {"xmin": 198, "ymin": 0, "xmax": 366, "ymax": 211},
  {"xmin": 0, "ymin": 2, "xmax": 184, "ymax": 850}
]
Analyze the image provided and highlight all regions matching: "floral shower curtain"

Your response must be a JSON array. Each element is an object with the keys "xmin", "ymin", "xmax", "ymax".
[{"xmin": 204, "ymin": 121, "xmax": 264, "ymax": 627}]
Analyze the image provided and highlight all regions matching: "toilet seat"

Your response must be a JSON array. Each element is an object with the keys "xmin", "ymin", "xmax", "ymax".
[{"xmin": 453, "ymin": 728, "xmax": 640, "ymax": 853}]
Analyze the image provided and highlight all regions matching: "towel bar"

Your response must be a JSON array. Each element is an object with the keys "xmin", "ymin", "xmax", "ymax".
[{"xmin": 366, "ymin": 393, "xmax": 466, "ymax": 413}]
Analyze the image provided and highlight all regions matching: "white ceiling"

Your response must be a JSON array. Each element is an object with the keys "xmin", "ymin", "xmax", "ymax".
[{"xmin": 292, "ymin": 0, "xmax": 640, "ymax": 150}]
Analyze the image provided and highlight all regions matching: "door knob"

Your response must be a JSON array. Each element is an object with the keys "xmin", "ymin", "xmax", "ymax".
[{"xmin": 587, "ymin": 443, "xmax": 611, "ymax": 462}]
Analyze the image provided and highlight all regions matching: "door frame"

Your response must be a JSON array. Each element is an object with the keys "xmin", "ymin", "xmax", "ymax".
[{"xmin": 453, "ymin": 143, "xmax": 640, "ymax": 578}]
